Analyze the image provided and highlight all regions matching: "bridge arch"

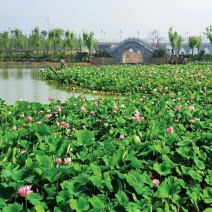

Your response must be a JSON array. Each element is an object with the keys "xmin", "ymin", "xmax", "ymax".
[
  {"xmin": 109, "ymin": 37, "xmax": 153, "ymax": 63},
  {"xmin": 204, "ymin": 48, "xmax": 210, "ymax": 54}
]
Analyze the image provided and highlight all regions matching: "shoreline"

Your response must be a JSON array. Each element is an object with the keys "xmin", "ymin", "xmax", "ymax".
[{"xmin": 0, "ymin": 61, "xmax": 91, "ymax": 68}]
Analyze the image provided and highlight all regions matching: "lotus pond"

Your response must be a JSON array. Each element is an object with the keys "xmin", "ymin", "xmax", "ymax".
[{"xmin": 0, "ymin": 64, "xmax": 212, "ymax": 211}]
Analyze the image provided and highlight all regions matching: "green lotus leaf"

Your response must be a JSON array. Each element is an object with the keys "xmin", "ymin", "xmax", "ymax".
[
  {"xmin": 153, "ymin": 162, "xmax": 172, "ymax": 176},
  {"xmin": 2, "ymin": 203, "xmax": 23, "ymax": 212}
]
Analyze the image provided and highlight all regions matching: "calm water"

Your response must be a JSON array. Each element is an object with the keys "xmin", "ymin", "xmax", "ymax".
[{"xmin": 0, "ymin": 66, "xmax": 97, "ymax": 105}]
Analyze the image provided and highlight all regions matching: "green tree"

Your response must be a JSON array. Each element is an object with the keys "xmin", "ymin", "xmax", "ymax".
[
  {"xmin": 0, "ymin": 31, "xmax": 11, "ymax": 52},
  {"xmin": 176, "ymin": 35, "xmax": 184, "ymax": 55},
  {"xmin": 63, "ymin": 30, "xmax": 75, "ymax": 53},
  {"xmin": 77, "ymin": 35, "xmax": 83, "ymax": 53},
  {"xmin": 48, "ymin": 28, "xmax": 62, "ymax": 53},
  {"xmin": 83, "ymin": 31, "xmax": 94, "ymax": 53},
  {"xmin": 30, "ymin": 27, "xmax": 41, "ymax": 53},
  {"xmin": 12, "ymin": 28, "xmax": 25, "ymax": 52},
  {"xmin": 168, "ymin": 27, "xmax": 178, "ymax": 55},
  {"xmin": 205, "ymin": 25, "xmax": 212, "ymax": 45},
  {"xmin": 188, "ymin": 36, "xmax": 199, "ymax": 55},
  {"xmin": 196, "ymin": 37, "xmax": 201, "ymax": 53},
  {"xmin": 44, "ymin": 39, "xmax": 53, "ymax": 54}
]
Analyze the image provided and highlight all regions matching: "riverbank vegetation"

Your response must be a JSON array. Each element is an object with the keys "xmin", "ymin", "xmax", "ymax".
[
  {"xmin": 0, "ymin": 28, "xmax": 96, "ymax": 63},
  {"xmin": 0, "ymin": 64, "xmax": 211, "ymax": 211},
  {"xmin": 1, "ymin": 25, "xmax": 212, "ymax": 64}
]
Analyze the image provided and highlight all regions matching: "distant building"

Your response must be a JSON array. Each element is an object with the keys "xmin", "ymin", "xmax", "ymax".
[{"xmin": 95, "ymin": 38, "xmax": 212, "ymax": 54}]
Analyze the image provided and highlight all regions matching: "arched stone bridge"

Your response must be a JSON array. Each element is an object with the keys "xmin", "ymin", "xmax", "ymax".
[{"xmin": 109, "ymin": 37, "xmax": 153, "ymax": 63}]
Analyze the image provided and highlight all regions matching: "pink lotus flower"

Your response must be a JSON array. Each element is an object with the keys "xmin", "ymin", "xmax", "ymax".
[
  {"xmin": 48, "ymin": 96, "xmax": 53, "ymax": 101},
  {"xmin": 18, "ymin": 185, "xmax": 33, "ymax": 197},
  {"xmin": 56, "ymin": 105, "xmax": 62, "ymax": 113},
  {"xmin": 119, "ymin": 135, "xmax": 125, "ymax": 140},
  {"xmin": 169, "ymin": 93, "xmax": 173, "ymax": 98},
  {"xmin": 166, "ymin": 127, "xmax": 174, "ymax": 134},
  {"xmin": 131, "ymin": 116, "xmax": 145, "ymax": 121},
  {"xmin": 149, "ymin": 173, "xmax": 155, "ymax": 179},
  {"xmin": 80, "ymin": 107, "xmax": 86, "ymax": 112},
  {"xmin": 153, "ymin": 179, "xmax": 160, "ymax": 186},
  {"xmin": 80, "ymin": 95, "xmax": 85, "ymax": 100},
  {"xmin": 55, "ymin": 158, "xmax": 62, "ymax": 164},
  {"xmin": 12, "ymin": 126, "xmax": 17, "ymax": 131},
  {"xmin": 64, "ymin": 158, "xmax": 72, "ymax": 164},
  {"xmin": 90, "ymin": 111, "xmax": 95, "ymax": 115},
  {"xmin": 60, "ymin": 121, "xmax": 69, "ymax": 128},
  {"xmin": 176, "ymin": 106, "xmax": 182, "ymax": 111},
  {"xmin": 26, "ymin": 116, "xmax": 32, "ymax": 122},
  {"xmin": 190, "ymin": 119, "xmax": 195, "ymax": 124},
  {"xmin": 63, "ymin": 123, "xmax": 69, "ymax": 128},
  {"xmin": 134, "ymin": 111, "xmax": 140, "ymax": 117},
  {"xmin": 94, "ymin": 101, "xmax": 98, "ymax": 106},
  {"xmin": 71, "ymin": 127, "xmax": 76, "ymax": 131},
  {"xmin": 36, "ymin": 121, "xmax": 42, "ymax": 125},
  {"xmin": 45, "ymin": 114, "xmax": 52, "ymax": 119},
  {"xmin": 188, "ymin": 106, "xmax": 195, "ymax": 111},
  {"xmin": 112, "ymin": 105, "xmax": 118, "ymax": 111}
]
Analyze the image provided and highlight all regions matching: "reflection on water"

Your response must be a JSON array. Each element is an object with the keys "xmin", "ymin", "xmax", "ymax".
[{"xmin": 0, "ymin": 67, "xmax": 97, "ymax": 105}]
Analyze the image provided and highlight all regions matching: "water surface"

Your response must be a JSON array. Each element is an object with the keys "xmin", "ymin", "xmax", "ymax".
[{"xmin": 0, "ymin": 66, "xmax": 96, "ymax": 105}]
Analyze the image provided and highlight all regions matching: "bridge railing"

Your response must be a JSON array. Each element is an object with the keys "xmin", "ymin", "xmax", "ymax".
[{"xmin": 109, "ymin": 37, "xmax": 153, "ymax": 52}]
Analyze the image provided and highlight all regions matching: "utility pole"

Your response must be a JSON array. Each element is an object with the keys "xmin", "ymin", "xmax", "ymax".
[{"xmin": 47, "ymin": 17, "xmax": 49, "ymax": 33}]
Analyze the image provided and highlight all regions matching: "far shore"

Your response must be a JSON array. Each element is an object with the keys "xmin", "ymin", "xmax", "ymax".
[{"xmin": 0, "ymin": 61, "xmax": 91, "ymax": 68}]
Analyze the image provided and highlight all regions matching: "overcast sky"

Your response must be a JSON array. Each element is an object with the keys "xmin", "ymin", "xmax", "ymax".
[{"xmin": 0, "ymin": 0, "xmax": 211, "ymax": 41}]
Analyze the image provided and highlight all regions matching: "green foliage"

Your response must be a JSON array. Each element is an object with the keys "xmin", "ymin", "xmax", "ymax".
[
  {"xmin": 0, "ymin": 31, "xmax": 11, "ymax": 51},
  {"xmin": 30, "ymin": 27, "xmax": 41, "ymax": 52},
  {"xmin": 94, "ymin": 49, "xmax": 112, "ymax": 58},
  {"xmin": 188, "ymin": 36, "xmax": 201, "ymax": 55},
  {"xmin": 176, "ymin": 35, "xmax": 184, "ymax": 55},
  {"xmin": 11, "ymin": 28, "xmax": 26, "ymax": 52},
  {"xmin": 205, "ymin": 25, "xmax": 212, "ymax": 44},
  {"xmin": 168, "ymin": 27, "xmax": 178, "ymax": 54},
  {"xmin": 63, "ymin": 30, "xmax": 75, "ymax": 53},
  {"xmin": 83, "ymin": 31, "xmax": 95, "ymax": 53},
  {"xmin": 48, "ymin": 28, "xmax": 63, "ymax": 52},
  {"xmin": 0, "ymin": 64, "xmax": 212, "ymax": 211},
  {"xmin": 152, "ymin": 48, "xmax": 166, "ymax": 58}
]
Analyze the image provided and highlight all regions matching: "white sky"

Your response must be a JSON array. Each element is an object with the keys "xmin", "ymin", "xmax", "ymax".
[{"xmin": 0, "ymin": 0, "xmax": 211, "ymax": 41}]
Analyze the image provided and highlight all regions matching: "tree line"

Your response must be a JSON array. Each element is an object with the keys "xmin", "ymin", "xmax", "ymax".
[
  {"xmin": 149, "ymin": 25, "xmax": 212, "ymax": 57},
  {"xmin": 1, "ymin": 25, "xmax": 212, "ymax": 58},
  {"xmin": 0, "ymin": 27, "xmax": 95, "ymax": 54},
  {"xmin": 168, "ymin": 26, "xmax": 212, "ymax": 55}
]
